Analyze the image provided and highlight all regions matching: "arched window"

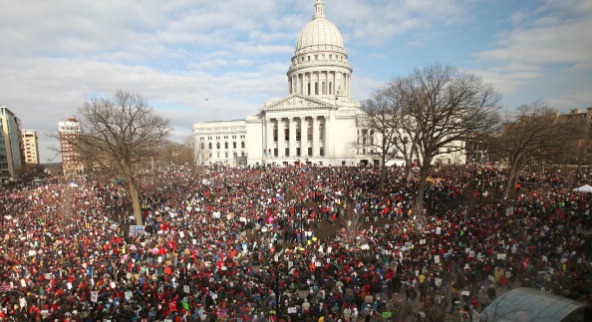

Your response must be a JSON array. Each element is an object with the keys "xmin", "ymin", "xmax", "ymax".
[
  {"xmin": 224, "ymin": 142, "xmax": 229, "ymax": 149},
  {"xmin": 216, "ymin": 142, "xmax": 220, "ymax": 149},
  {"xmin": 233, "ymin": 142, "xmax": 237, "ymax": 149},
  {"xmin": 208, "ymin": 143, "xmax": 212, "ymax": 149}
]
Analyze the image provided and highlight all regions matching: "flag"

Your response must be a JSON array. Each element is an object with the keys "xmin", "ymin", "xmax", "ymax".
[{"xmin": 0, "ymin": 282, "xmax": 12, "ymax": 293}]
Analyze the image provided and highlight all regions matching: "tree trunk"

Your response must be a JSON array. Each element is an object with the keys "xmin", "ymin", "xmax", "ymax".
[
  {"xmin": 380, "ymin": 154, "xmax": 387, "ymax": 190},
  {"xmin": 128, "ymin": 180, "xmax": 143, "ymax": 225},
  {"xmin": 503, "ymin": 169, "xmax": 518, "ymax": 200},
  {"xmin": 405, "ymin": 164, "xmax": 413, "ymax": 182},
  {"xmin": 414, "ymin": 163, "xmax": 430, "ymax": 223}
]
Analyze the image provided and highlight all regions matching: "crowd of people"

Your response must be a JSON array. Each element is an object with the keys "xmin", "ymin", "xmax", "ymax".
[{"xmin": 1, "ymin": 164, "xmax": 591, "ymax": 321}]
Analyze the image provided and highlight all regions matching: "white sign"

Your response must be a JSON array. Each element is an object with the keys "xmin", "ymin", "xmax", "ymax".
[{"xmin": 129, "ymin": 225, "xmax": 145, "ymax": 236}]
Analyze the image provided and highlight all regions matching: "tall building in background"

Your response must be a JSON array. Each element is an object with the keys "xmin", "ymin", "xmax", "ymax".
[
  {"xmin": 22, "ymin": 130, "xmax": 40, "ymax": 165},
  {"xmin": 0, "ymin": 106, "xmax": 23, "ymax": 182},
  {"xmin": 58, "ymin": 117, "xmax": 83, "ymax": 173}
]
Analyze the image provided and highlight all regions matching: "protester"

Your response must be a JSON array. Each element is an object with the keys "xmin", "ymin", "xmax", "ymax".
[{"xmin": 1, "ymin": 164, "xmax": 591, "ymax": 321}]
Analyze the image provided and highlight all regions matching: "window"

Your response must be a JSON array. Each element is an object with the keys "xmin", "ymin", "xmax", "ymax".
[
  {"xmin": 296, "ymin": 125, "xmax": 301, "ymax": 141},
  {"xmin": 296, "ymin": 147, "xmax": 300, "ymax": 157},
  {"xmin": 274, "ymin": 148, "xmax": 278, "ymax": 157},
  {"xmin": 314, "ymin": 55, "xmax": 318, "ymax": 60},
  {"xmin": 319, "ymin": 123, "xmax": 325, "ymax": 141},
  {"xmin": 233, "ymin": 152, "xmax": 237, "ymax": 157},
  {"xmin": 284, "ymin": 126, "xmax": 289, "ymax": 141},
  {"xmin": 362, "ymin": 129, "xmax": 367, "ymax": 145},
  {"xmin": 200, "ymin": 143, "xmax": 205, "ymax": 150},
  {"xmin": 216, "ymin": 142, "xmax": 220, "ymax": 149},
  {"xmin": 224, "ymin": 142, "xmax": 229, "ymax": 149},
  {"xmin": 315, "ymin": 83, "xmax": 318, "ymax": 95},
  {"xmin": 208, "ymin": 143, "xmax": 212, "ymax": 149},
  {"xmin": 233, "ymin": 142, "xmax": 237, "ymax": 149},
  {"xmin": 285, "ymin": 147, "xmax": 289, "ymax": 156},
  {"xmin": 225, "ymin": 152, "xmax": 228, "ymax": 158},
  {"xmin": 273, "ymin": 126, "xmax": 278, "ymax": 142},
  {"xmin": 320, "ymin": 147, "xmax": 324, "ymax": 156},
  {"xmin": 307, "ymin": 123, "xmax": 312, "ymax": 141},
  {"xmin": 308, "ymin": 147, "xmax": 312, "ymax": 156},
  {"xmin": 241, "ymin": 141, "xmax": 245, "ymax": 148}
]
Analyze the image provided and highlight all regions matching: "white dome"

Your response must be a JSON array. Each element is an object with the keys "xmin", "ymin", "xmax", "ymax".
[{"xmin": 295, "ymin": 0, "xmax": 345, "ymax": 54}]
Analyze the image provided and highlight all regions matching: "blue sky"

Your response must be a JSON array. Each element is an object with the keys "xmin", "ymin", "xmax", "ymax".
[{"xmin": 1, "ymin": 0, "xmax": 590, "ymax": 163}]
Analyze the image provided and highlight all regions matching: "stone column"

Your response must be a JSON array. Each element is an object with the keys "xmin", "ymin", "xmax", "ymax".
[
  {"xmin": 289, "ymin": 117, "xmax": 296, "ymax": 158},
  {"xmin": 266, "ymin": 117, "xmax": 274, "ymax": 159},
  {"xmin": 326, "ymin": 112, "xmax": 335, "ymax": 159},
  {"xmin": 312, "ymin": 116, "xmax": 319, "ymax": 158},
  {"xmin": 278, "ymin": 118, "xmax": 285, "ymax": 158}
]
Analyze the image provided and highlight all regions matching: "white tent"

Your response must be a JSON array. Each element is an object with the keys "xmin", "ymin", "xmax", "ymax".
[{"xmin": 573, "ymin": 184, "xmax": 592, "ymax": 193}]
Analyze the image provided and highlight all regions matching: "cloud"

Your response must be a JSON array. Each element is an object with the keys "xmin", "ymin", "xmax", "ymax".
[
  {"xmin": 2, "ymin": 0, "xmax": 590, "ymax": 164},
  {"xmin": 474, "ymin": 0, "xmax": 592, "ymax": 109}
]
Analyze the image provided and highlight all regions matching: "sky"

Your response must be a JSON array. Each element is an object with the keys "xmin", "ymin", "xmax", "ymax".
[{"xmin": 1, "ymin": 0, "xmax": 591, "ymax": 163}]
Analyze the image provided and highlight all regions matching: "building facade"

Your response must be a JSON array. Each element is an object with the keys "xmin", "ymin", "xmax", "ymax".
[
  {"xmin": 0, "ymin": 106, "xmax": 23, "ymax": 181},
  {"xmin": 58, "ymin": 117, "xmax": 83, "ymax": 173},
  {"xmin": 193, "ymin": 0, "xmax": 466, "ymax": 167},
  {"xmin": 22, "ymin": 130, "xmax": 40, "ymax": 165}
]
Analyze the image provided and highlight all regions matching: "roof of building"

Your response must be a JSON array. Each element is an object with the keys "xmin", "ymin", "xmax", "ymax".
[
  {"xmin": 480, "ymin": 287, "xmax": 591, "ymax": 322},
  {"xmin": 295, "ymin": 0, "xmax": 344, "ymax": 55}
]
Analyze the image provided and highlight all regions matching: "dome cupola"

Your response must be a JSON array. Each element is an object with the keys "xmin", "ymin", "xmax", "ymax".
[
  {"xmin": 295, "ymin": 0, "xmax": 345, "ymax": 55},
  {"xmin": 288, "ymin": 0, "xmax": 353, "ymax": 100}
]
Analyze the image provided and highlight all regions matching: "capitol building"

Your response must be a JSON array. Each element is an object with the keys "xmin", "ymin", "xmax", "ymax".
[{"xmin": 193, "ymin": 0, "xmax": 465, "ymax": 167}]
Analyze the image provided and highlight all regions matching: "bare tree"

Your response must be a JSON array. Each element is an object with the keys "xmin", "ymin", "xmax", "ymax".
[
  {"xmin": 73, "ymin": 90, "xmax": 170, "ymax": 225},
  {"xmin": 361, "ymin": 88, "xmax": 401, "ymax": 189},
  {"xmin": 144, "ymin": 138, "xmax": 205, "ymax": 208},
  {"xmin": 488, "ymin": 102, "xmax": 572, "ymax": 199},
  {"xmin": 363, "ymin": 84, "xmax": 422, "ymax": 183},
  {"xmin": 393, "ymin": 64, "xmax": 501, "ymax": 219},
  {"xmin": 338, "ymin": 208, "xmax": 366, "ymax": 248}
]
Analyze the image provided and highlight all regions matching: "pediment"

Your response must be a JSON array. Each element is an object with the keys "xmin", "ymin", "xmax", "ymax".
[{"xmin": 261, "ymin": 94, "xmax": 337, "ymax": 113}]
